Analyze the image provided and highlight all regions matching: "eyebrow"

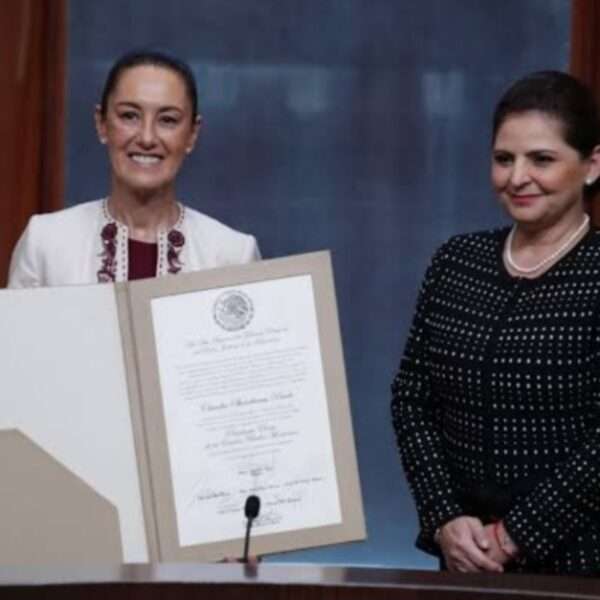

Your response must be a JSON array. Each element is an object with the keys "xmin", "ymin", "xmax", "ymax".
[
  {"xmin": 114, "ymin": 101, "xmax": 184, "ymax": 113},
  {"xmin": 493, "ymin": 147, "xmax": 559, "ymax": 155}
]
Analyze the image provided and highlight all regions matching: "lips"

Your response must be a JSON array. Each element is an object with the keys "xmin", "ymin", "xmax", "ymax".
[{"xmin": 508, "ymin": 193, "xmax": 541, "ymax": 206}]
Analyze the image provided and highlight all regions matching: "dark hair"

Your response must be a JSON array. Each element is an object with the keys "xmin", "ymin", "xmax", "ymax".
[
  {"xmin": 492, "ymin": 71, "xmax": 600, "ymax": 158},
  {"xmin": 99, "ymin": 49, "xmax": 198, "ymax": 121}
]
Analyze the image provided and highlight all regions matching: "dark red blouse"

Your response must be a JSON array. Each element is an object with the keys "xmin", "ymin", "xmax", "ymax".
[{"xmin": 128, "ymin": 238, "xmax": 158, "ymax": 280}]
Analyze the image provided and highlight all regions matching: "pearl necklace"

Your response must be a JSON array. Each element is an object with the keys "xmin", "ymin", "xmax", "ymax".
[{"xmin": 505, "ymin": 214, "xmax": 590, "ymax": 274}]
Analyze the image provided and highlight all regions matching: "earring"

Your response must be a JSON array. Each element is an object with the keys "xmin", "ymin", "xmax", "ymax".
[{"xmin": 586, "ymin": 177, "xmax": 596, "ymax": 186}]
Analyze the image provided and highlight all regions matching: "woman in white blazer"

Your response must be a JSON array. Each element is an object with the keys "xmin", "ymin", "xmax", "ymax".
[{"xmin": 9, "ymin": 50, "xmax": 259, "ymax": 288}]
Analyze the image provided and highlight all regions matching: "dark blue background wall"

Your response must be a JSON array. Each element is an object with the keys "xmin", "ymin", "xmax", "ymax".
[{"xmin": 67, "ymin": 0, "xmax": 570, "ymax": 568}]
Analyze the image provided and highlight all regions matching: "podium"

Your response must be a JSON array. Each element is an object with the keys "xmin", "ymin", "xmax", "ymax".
[{"xmin": 1, "ymin": 564, "xmax": 599, "ymax": 599}]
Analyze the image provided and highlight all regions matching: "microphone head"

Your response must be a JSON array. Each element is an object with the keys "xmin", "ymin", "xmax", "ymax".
[{"xmin": 244, "ymin": 495, "xmax": 261, "ymax": 519}]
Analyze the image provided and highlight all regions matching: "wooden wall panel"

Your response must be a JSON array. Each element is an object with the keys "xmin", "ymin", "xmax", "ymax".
[
  {"xmin": 570, "ymin": 0, "xmax": 600, "ymax": 225},
  {"xmin": 0, "ymin": 0, "xmax": 66, "ymax": 287},
  {"xmin": 570, "ymin": 0, "xmax": 600, "ymax": 91}
]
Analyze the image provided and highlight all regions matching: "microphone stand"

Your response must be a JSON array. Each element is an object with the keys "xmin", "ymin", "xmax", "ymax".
[{"xmin": 242, "ymin": 515, "xmax": 254, "ymax": 563}]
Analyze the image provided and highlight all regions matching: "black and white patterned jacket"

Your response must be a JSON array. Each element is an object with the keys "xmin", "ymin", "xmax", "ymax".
[{"xmin": 391, "ymin": 228, "xmax": 600, "ymax": 575}]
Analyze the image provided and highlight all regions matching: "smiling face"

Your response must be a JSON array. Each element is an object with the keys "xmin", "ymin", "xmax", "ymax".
[
  {"xmin": 95, "ymin": 64, "xmax": 200, "ymax": 198},
  {"xmin": 492, "ymin": 110, "xmax": 600, "ymax": 230}
]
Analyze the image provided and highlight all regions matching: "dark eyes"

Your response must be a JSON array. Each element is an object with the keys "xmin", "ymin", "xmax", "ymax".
[
  {"xmin": 159, "ymin": 115, "xmax": 180, "ymax": 126},
  {"xmin": 492, "ymin": 153, "xmax": 556, "ymax": 166},
  {"xmin": 119, "ymin": 110, "xmax": 139, "ymax": 122},
  {"xmin": 531, "ymin": 154, "xmax": 555, "ymax": 165},
  {"xmin": 117, "ymin": 112, "xmax": 181, "ymax": 126},
  {"xmin": 492, "ymin": 153, "xmax": 512, "ymax": 166}
]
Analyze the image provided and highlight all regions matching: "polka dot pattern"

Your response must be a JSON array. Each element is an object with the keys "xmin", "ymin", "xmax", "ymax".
[{"xmin": 391, "ymin": 229, "xmax": 600, "ymax": 575}]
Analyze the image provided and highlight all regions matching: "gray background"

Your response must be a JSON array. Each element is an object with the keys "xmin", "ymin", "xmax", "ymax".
[{"xmin": 67, "ymin": 0, "xmax": 570, "ymax": 568}]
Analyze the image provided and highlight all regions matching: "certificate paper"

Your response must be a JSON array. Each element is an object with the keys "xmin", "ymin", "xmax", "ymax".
[
  {"xmin": 152, "ymin": 275, "xmax": 341, "ymax": 546},
  {"xmin": 128, "ymin": 251, "xmax": 365, "ymax": 560}
]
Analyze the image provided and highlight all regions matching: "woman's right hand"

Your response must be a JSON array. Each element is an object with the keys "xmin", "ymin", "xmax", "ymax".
[{"xmin": 438, "ymin": 516, "xmax": 504, "ymax": 573}]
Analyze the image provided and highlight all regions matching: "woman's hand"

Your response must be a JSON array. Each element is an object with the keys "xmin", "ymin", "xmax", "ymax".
[
  {"xmin": 438, "ymin": 516, "xmax": 504, "ymax": 573},
  {"xmin": 483, "ymin": 521, "xmax": 519, "ymax": 565}
]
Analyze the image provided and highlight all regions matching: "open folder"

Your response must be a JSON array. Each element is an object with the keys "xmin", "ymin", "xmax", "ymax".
[{"xmin": 0, "ymin": 251, "xmax": 365, "ymax": 564}]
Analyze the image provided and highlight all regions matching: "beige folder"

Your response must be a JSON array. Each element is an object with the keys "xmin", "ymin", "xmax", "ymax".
[
  {"xmin": 0, "ymin": 251, "xmax": 366, "ymax": 563},
  {"xmin": 0, "ymin": 430, "xmax": 122, "ymax": 565}
]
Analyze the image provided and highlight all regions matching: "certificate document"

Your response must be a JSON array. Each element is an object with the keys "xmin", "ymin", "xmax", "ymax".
[
  {"xmin": 127, "ymin": 250, "xmax": 365, "ymax": 560},
  {"xmin": 151, "ymin": 275, "xmax": 341, "ymax": 546}
]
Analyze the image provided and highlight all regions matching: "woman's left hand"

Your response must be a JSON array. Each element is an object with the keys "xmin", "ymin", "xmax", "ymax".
[
  {"xmin": 483, "ymin": 521, "xmax": 518, "ymax": 565},
  {"xmin": 438, "ymin": 516, "xmax": 504, "ymax": 573}
]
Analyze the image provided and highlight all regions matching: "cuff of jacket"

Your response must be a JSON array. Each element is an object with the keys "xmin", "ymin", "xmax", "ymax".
[
  {"xmin": 414, "ymin": 502, "xmax": 465, "ymax": 556},
  {"xmin": 503, "ymin": 489, "xmax": 591, "ymax": 564}
]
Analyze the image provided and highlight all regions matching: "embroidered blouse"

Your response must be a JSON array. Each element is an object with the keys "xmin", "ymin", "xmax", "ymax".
[
  {"xmin": 98, "ymin": 199, "xmax": 185, "ymax": 282},
  {"xmin": 8, "ymin": 199, "xmax": 260, "ymax": 288}
]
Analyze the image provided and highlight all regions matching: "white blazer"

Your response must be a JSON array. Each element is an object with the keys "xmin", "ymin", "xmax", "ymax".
[{"xmin": 8, "ymin": 199, "xmax": 260, "ymax": 288}]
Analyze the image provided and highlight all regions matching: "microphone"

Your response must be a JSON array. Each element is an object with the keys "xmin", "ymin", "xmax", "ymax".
[{"xmin": 242, "ymin": 495, "xmax": 260, "ymax": 563}]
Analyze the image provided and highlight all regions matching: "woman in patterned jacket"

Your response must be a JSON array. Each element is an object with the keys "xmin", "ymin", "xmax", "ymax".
[{"xmin": 391, "ymin": 71, "xmax": 600, "ymax": 575}]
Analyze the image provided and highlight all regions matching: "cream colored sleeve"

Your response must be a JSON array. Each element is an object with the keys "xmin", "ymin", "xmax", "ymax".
[{"xmin": 7, "ymin": 216, "xmax": 43, "ymax": 289}]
